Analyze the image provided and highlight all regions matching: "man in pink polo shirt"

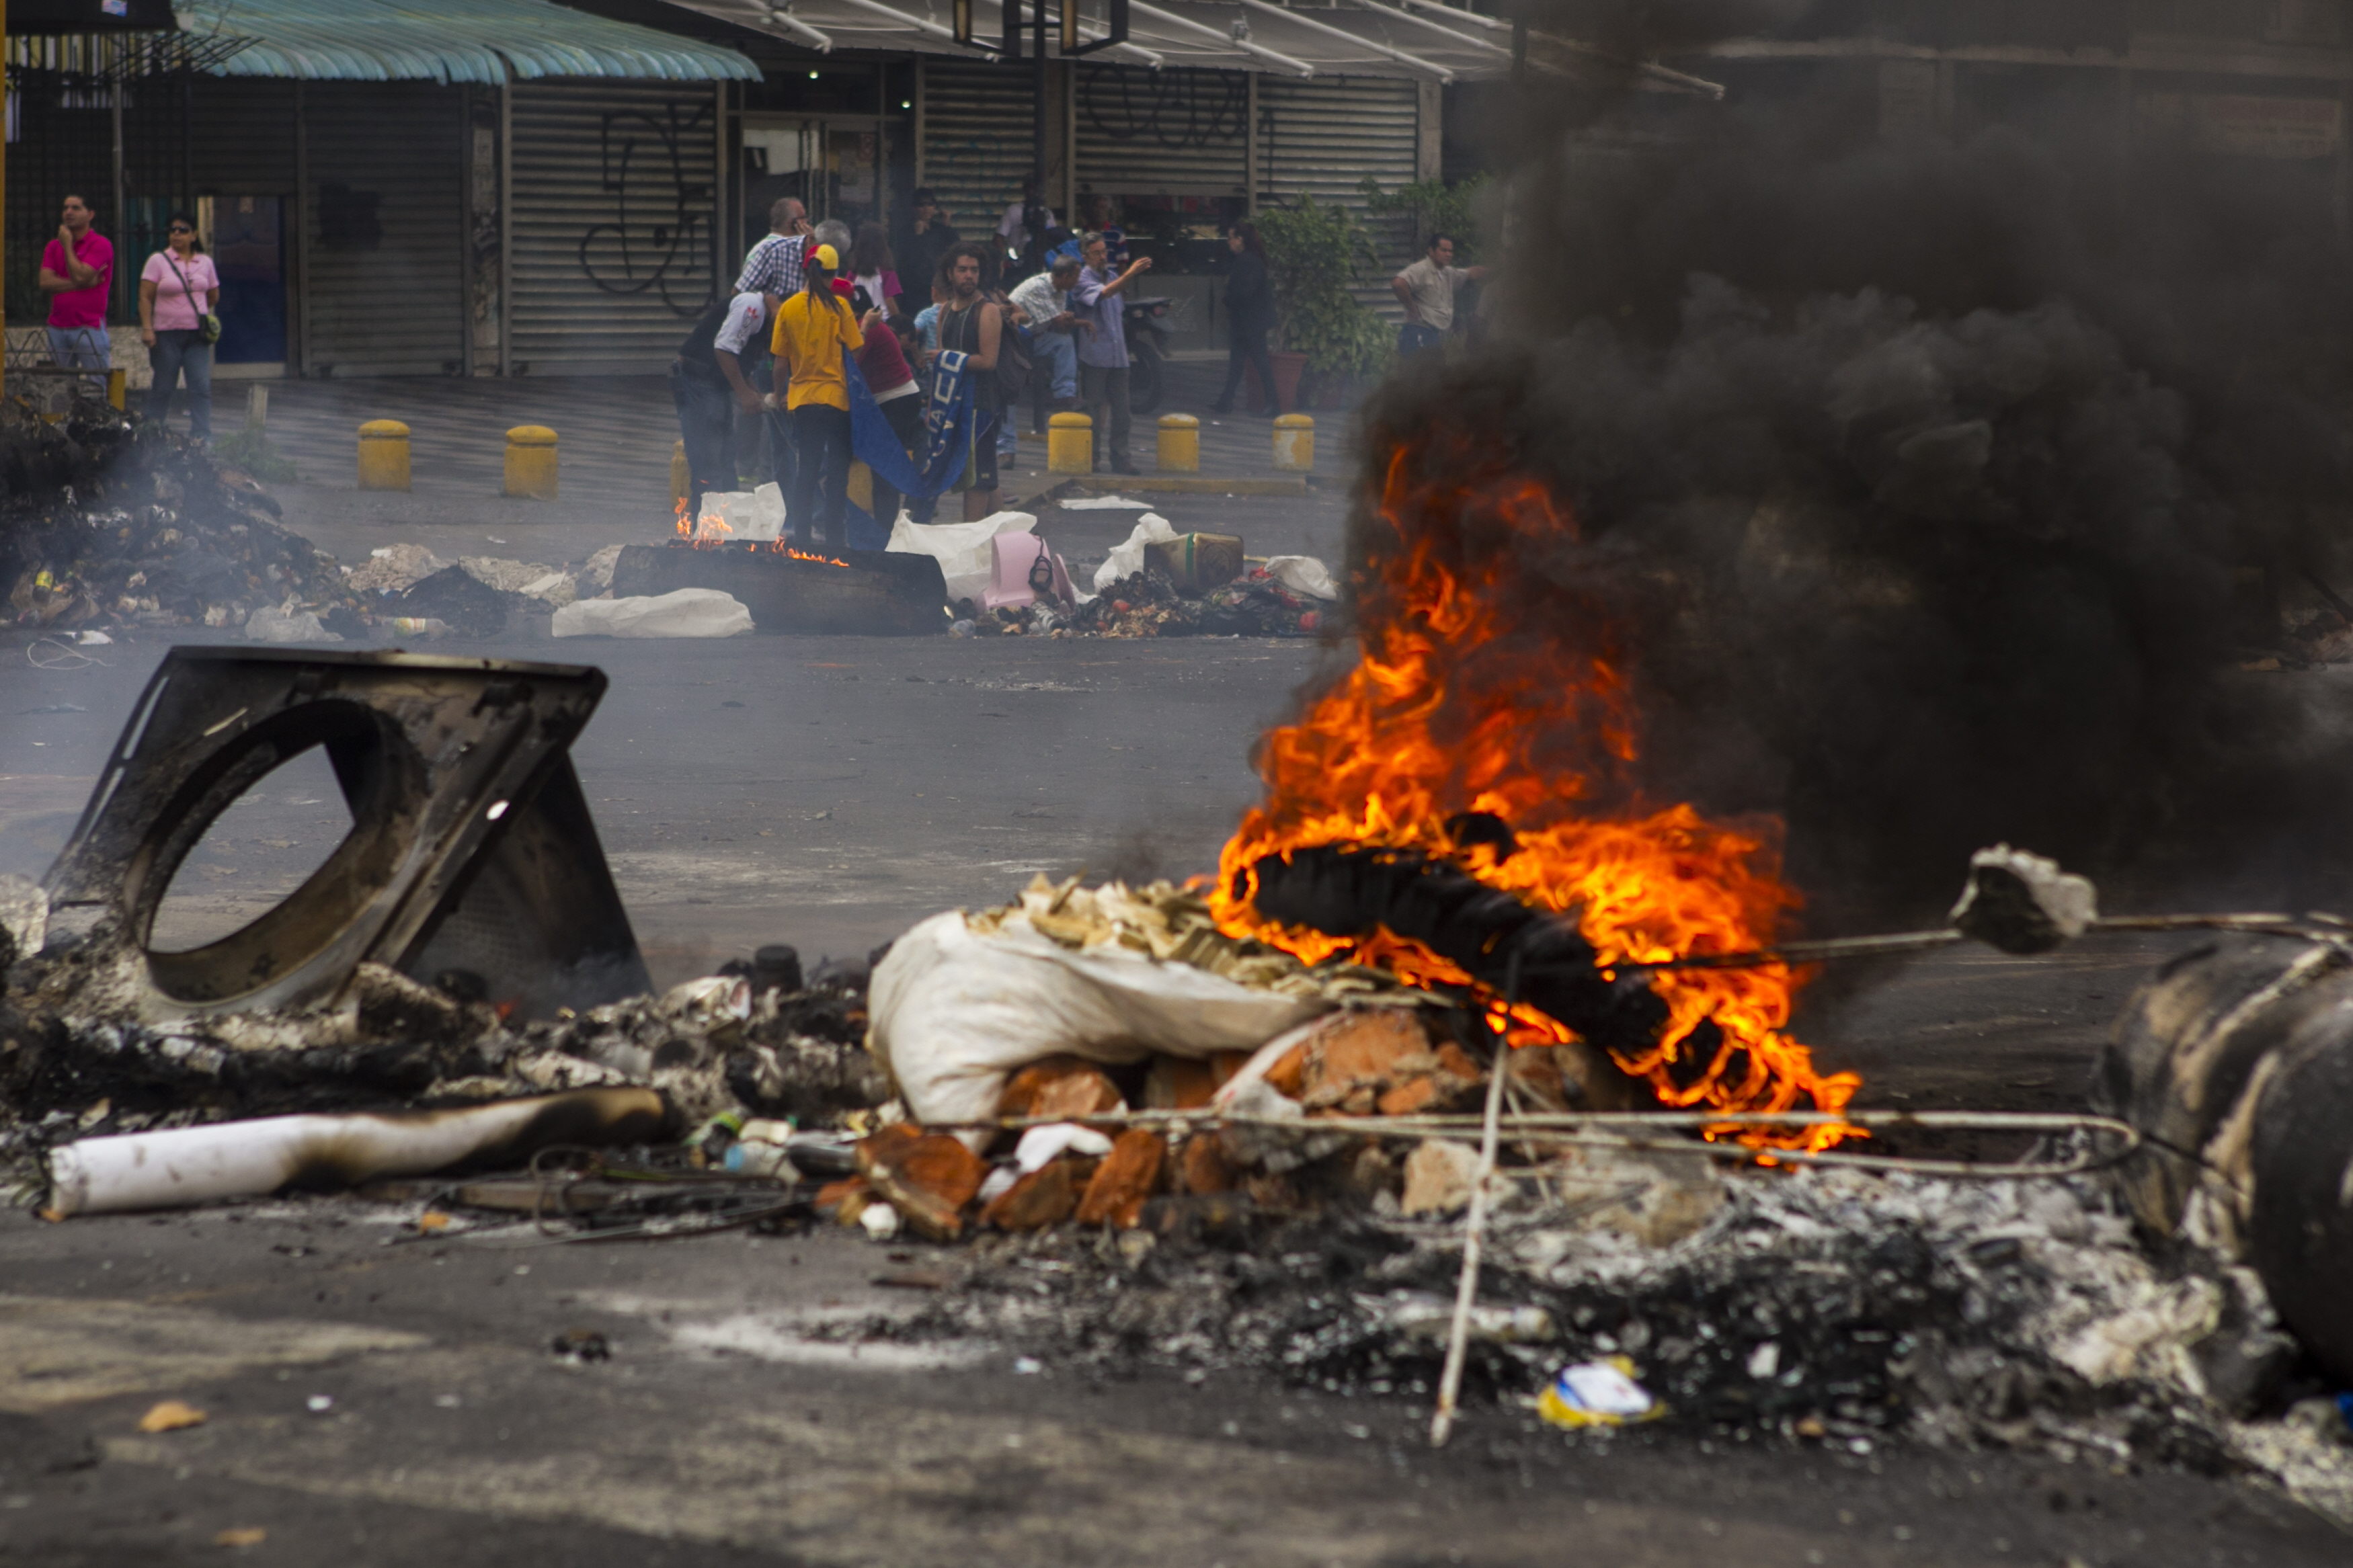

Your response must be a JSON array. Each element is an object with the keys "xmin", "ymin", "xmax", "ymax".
[{"xmin": 38, "ymin": 194, "xmax": 114, "ymax": 374}]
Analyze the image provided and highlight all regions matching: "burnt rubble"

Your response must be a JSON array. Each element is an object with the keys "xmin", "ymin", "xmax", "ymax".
[{"xmin": 1, "ymin": 396, "xmax": 368, "ymax": 638}]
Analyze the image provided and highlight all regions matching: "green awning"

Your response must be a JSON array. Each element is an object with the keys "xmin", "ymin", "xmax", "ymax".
[{"xmin": 176, "ymin": 0, "xmax": 760, "ymax": 83}]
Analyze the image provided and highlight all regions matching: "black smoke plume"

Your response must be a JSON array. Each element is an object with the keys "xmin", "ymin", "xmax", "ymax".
[{"xmin": 1353, "ymin": 1, "xmax": 2353, "ymax": 927}]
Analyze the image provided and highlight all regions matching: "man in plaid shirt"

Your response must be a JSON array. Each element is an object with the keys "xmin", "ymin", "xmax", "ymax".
[{"xmin": 739, "ymin": 196, "xmax": 812, "ymax": 306}]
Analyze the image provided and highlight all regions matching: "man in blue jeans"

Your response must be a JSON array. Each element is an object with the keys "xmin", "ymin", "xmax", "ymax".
[{"xmin": 670, "ymin": 289, "xmax": 772, "ymax": 519}]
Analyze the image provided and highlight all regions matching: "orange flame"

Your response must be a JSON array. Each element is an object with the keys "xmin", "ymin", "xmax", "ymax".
[
  {"xmin": 768, "ymin": 539, "xmax": 852, "ymax": 568},
  {"xmin": 1209, "ymin": 440, "xmax": 1859, "ymax": 1148}
]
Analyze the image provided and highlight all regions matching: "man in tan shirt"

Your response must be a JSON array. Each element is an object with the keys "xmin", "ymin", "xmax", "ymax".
[{"xmin": 1392, "ymin": 233, "xmax": 1486, "ymax": 358}]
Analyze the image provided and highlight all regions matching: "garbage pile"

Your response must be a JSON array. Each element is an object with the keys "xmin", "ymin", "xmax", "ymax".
[{"xmin": 0, "ymin": 399, "xmax": 370, "ymax": 638}]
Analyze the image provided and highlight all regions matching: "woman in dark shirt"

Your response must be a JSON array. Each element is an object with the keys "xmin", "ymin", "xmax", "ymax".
[{"xmin": 1213, "ymin": 222, "xmax": 1279, "ymax": 416}]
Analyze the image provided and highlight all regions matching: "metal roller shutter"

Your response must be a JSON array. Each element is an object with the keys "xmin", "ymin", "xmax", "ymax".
[
  {"xmin": 303, "ymin": 84, "xmax": 466, "ymax": 378},
  {"xmin": 1257, "ymin": 75, "xmax": 1421, "ymax": 311},
  {"xmin": 1075, "ymin": 65, "xmax": 1248, "ymax": 198},
  {"xmin": 920, "ymin": 60, "xmax": 1033, "ymax": 241},
  {"xmin": 510, "ymin": 82, "xmax": 722, "ymax": 376},
  {"xmin": 190, "ymin": 77, "xmax": 296, "ymax": 194}
]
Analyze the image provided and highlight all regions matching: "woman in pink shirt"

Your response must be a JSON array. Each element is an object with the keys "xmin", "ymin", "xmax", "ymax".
[{"xmin": 138, "ymin": 213, "xmax": 221, "ymax": 441}]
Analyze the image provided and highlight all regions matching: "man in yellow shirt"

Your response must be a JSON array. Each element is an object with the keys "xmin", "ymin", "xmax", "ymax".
[{"xmin": 770, "ymin": 242, "xmax": 865, "ymax": 552}]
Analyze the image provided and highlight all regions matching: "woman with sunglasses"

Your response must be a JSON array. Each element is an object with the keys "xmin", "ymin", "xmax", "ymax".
[{"xmin": 138, "ymin": 213, "xmax": 220, "ymax": 442}]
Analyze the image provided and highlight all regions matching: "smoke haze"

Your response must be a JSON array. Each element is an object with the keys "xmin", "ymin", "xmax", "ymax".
[{"xmin": 1351, "ymin": 1, "xmax": 2353, "ymax": 927}]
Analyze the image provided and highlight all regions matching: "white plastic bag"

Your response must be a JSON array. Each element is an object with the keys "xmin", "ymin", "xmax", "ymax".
[
  {"xmin": 887, "ymin": 511, "xmax": 1037, "ymax": 608},
  {"xmin": 244, "ymin": 602, "xmax": 341, "ymax": 643},
  {"xmin": 551, "ymin": 587, "xmax": 752, "ymax": 639},
  {"xmin": 1091, "ymin": 512, "xmax": 1179, "ymax": 591},
  {"xmin": 697, "ymin": 486, "xmax": 787, "ymax": 542},
  {"xmin": 1262, "ymin": 554, "xmax": 1339, "ymax": 601},
  {"xmin": 868, "ymin": 911, "xmax": 1330, "ymax": 1145}
]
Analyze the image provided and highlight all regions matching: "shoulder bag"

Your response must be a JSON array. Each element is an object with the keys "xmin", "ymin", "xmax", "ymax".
[{"xmin": 164, "ymin": 251, "xmax": 223, "ymax": 345}]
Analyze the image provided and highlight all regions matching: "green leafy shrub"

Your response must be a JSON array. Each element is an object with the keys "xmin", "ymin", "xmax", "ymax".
[
  {"xmin": 1361, "ymin": 174, "xmax": 1488, "ymax": 263},
  {"xmin": 1254, "ymin": 195, "xmax": 1392, "ymax": 380}
]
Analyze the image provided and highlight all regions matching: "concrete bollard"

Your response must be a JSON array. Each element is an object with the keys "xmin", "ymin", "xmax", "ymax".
[
  {"xmin": 1272, "ymin": 413, "xmax": 1314, "ymax": 472},
  {"xmin": 670, "ymin": 438, "xmax": 689, "ymax": 504},
  {"xmin": 1156, "ymin": 412, "xmax": 1199, "ymax": 472},
  {"xmin": 357, "ymin": 419, "xmax": 411, "ymax": 491},
  {"xmin": 505, "ymin": 425, "xmax": 559, "ymax": 501},
  {"xmin": 1047, "ymin": 410, "xmax": 1093, "ymax": 474}
]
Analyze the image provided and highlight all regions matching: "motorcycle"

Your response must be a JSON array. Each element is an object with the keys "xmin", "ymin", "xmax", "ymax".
[{"xmin": 1123, "ymin": 296, "xmax": 1174, "ymax": 414}]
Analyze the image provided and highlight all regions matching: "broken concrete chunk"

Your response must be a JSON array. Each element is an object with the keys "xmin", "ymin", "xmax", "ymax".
[
  {"xmin": 1950, "ymin": 844, "xmax": 2098, "ymax": 954},
  {"xmin": 1400, "ymin": 1138, "xmax": 1483, "ymax": 1216},
  {"xmin": 1075, "ymin": 1128, "xmax": 1166, "ymax": 1228}
]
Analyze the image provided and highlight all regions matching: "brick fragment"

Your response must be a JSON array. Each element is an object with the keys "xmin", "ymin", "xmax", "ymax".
[
  {"xmin": 1075, "ymin": 1128, "xmax": 1167, "ymax": 1228},
  {"xmin": 1000, "ymin": 1055, "xmax": 1125, "ymax": 1120},
  {"xmin": 856, "ymin": 1127, "xmax": 987, "ymax": 1239},
  {"xmin": 1177, "ymin": 1134, "xmax": 1237, "ymax": 1195},
  {"xmin": 980, "ymin": 1158, "xmax": 1090, "ymax": 1230}
]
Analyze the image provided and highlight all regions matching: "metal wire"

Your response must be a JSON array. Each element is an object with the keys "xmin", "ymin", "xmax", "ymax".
[{"xmin": 930, "ymin": 1107, "xmax": 2140, "ymax": 1182}]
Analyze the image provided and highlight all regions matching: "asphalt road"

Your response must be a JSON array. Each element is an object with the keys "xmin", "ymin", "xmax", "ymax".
[{"xmin": 5, "ymin": 488, "xmax": 2350, "ymax": 1561}]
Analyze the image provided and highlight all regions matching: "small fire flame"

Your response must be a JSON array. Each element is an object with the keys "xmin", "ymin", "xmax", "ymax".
[
  {"xmin": 669, "ymin": 500, "xmax": 849, "ymax": 567},
  {"xmin": 1211, "ymin": 440, "xmax": 1860, "ymax": 1147}
]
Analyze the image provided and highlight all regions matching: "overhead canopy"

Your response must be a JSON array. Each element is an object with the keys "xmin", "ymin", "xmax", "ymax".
[
  {"xmin": 664, "ymin": 0, "xmax": 1716, "ymax": 88},
  {"xmin": 175, "ymin": 0, "xmax": 762, "ymax": 83}
]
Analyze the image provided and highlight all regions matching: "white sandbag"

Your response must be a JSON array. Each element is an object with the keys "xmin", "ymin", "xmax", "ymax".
[
  {"xmin": 243, "ymin": 602, "xmax": 341, "ymax": 643},
  {"xmin": 867, "ymin": 911, "xmax": 1330, "ymax": 1146},
  {"xmin": 1091, "ymin": 512, "xmax": 1179, "ymax": 591},
  {"xmin": 551, "ymin": 587, "xmax": 752, "ymax": 639},
  {"xmin": 1262, "ymin": 554, "xmax": 1340, "ymax": 601},
  {"xmin": 887, "ymin": 511, "xmax": 1037, "ymax": 607}
]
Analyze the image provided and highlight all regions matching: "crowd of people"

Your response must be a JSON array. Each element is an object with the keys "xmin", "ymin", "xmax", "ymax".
[{"xmin": 673, "ymin": 186, "xmax": 1490, "ymax": 553}]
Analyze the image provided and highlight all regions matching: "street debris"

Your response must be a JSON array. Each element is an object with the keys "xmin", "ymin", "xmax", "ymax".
[
  {"xmin": 1538, "ymin": 1358, "xmax": 1666, "ymax": 1430},
  {"xmin": 1, "ymin": 400, "xmax": 369, "ymax": 639},
  {"xmin": 43, "ymin": 1087, "xmax": 666, "ymax": 1216},
  {"xmin": 136, "ymin": 1400, "xmax": 207, "ymax": 1434}
]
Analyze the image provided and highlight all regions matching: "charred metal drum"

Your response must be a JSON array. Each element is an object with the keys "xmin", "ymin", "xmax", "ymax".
[{"xmin": 2093, "ymin": 934, "xmax": 2353, "ymax": 1382}]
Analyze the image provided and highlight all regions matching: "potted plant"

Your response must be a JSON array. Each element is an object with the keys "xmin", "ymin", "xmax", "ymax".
[{"xmin": 1254, "ymin": 195, "xmax": 1392, "ymax": 409}]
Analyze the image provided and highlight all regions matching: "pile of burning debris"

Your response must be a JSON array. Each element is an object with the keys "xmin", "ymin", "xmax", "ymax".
[{"xmin": 0, "ymin": 397, "xmax": 370, "ymax": 640}]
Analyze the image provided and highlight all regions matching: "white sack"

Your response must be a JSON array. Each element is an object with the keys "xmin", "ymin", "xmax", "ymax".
[
  {"xmin": 887, "ymin": 511, "xmax": 1037, "ymax": 608},
  {"xmin": 1057, "ymin": 495, "xmax": 1152, "ymax": 510},
  {"xmin": 1091, "ymin": 513, "xmax": 1179, "ymax": 591},
  {"xmin": 1262, "ymin": 554, "xmax": 1340, "ymax": 601},
  {"xmin": 551, "ymin": 587, "xmax": 752, "ymax": 639},
  {"xmin": 868, "ymin": 911, "xmax": 1330, "ymax": 1145}
]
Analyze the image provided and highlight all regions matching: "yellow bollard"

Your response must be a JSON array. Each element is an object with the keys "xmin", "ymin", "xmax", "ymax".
[
  {"xmin": 106, "ymin": 368, "xmax": 126, "ymax": 411},
  {"xmin": 670, "ymin": 438, "xmax": 690, "ymax": 504},
  {"xmin": 505, "ymin": 425, "xmax": 559, "ymax": 500},
  {"xmin": 1047, "ymin": 410, "xmax": 1093, "ymax": 475},
  {"xmin": 357, "ymin": 419, "xmax": 411, "ymax": 491},
  {"xmin": 1156, "ymin": 412, "xmax": 1199, "ymax": 472},
  {"xmin": 847, "ymin": 460, "xmax": 874, "ymax": 518},
  {"xmin": 1272, "ymin": 412, "xmax": 1315, "ymax": 472}
]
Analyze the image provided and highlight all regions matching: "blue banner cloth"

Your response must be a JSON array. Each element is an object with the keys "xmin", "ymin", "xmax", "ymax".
[{"xmin": 846, "ymin": 349, "xmax": 975, "ymax": 503}]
